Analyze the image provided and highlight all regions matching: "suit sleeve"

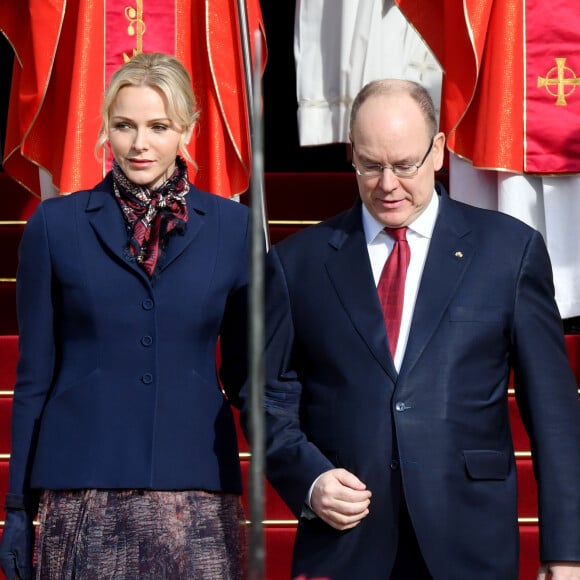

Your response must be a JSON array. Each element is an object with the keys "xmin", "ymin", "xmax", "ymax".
[
  {"xmin": 218, "ymin": 205, "xmax": 250, "ymax": 409},
  {"xmin": 512, "ymin": 230, "xmax": 580, "ymax": 561},
  {"xmin": 9, "ymin": 204, "xmax": 56, "ymax": 498},
  {"xmin": 241, "ymin": 245, "xmax": 335, "ymax": 517}
]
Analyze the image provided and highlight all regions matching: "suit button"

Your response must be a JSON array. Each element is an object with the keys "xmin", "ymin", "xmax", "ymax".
[
  {"xmin": 141, "ymin": 373, "xmax": 153, "ymax": 384},
  {"xmin": 395, "ymin": 402, "xmax": 408, "ymax": 412},
  {"xmin": 390, "ymin": 460, "xmax": 399, "ymax": 470},
  {"xmin": 141, "ymin": 335, "xmax": 153, "ymax": 347},
  {"xmin": 142, "ymin": 299, "xmax": 154, "ymax": 310}
]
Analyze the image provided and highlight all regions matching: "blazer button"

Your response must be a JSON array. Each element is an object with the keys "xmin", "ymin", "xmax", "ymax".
[
  {"xmin": 142, "ymin": 299, "xmax": 154, "ymax": 310},
  {"xmin": 390, "ymin": 460, "xmax": 400, "ymax": 470},
  {"xmin": 395, "ymin": 401, "xmax": 408, "ymax": 412},
  {"xmin": 141, "ymin": 373, "xmax": 153, "ymax": 384},
  {"xmin": 141, "ymin": 335, "xmax": 153, "ymax": 347}
]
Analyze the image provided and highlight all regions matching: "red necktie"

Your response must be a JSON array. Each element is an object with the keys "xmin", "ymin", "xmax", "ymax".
[{"xmin": 377, "ymin": 227, "xmax": 411, "ymax": 358}]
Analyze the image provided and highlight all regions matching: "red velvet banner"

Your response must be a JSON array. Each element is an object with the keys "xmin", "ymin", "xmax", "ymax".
[{"xmin": 524, "ymin": 0, "xmax": 580, "ymax": 173}]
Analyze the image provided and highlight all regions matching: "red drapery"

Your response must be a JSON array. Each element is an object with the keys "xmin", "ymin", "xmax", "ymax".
[
  {"xmin": 394, "ymin": 0, "xmax": 580, "ymax": 174},
  {"xmin": 1, "ymin": 0, "xmax": 266, "ymax": 198}
]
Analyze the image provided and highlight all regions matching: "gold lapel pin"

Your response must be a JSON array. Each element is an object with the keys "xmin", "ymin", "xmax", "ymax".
[{"xmin": 454, "ymin": 251, "xmax": 464, "ymax": 258}]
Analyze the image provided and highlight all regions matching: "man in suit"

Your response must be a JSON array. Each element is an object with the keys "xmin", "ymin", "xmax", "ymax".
[{"xmin": 247, "ymin": 80, "xmax": 580, "ymax": 579}]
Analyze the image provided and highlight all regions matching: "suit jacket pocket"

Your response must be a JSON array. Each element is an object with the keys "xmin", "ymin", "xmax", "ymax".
[{"xmin": 463, "ymin": 449, "xmax": 508, "ymax": 480}]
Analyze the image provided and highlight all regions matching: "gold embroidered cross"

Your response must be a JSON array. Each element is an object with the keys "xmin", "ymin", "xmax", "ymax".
[{"xmin": 537, "ymin": 58, "xmax": 580, "ymax": 106}]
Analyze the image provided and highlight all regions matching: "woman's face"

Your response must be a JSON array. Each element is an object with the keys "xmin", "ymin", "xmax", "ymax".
[{"xmin": 107, "ymin": 85, "xmax": 192, "ymax": 190}]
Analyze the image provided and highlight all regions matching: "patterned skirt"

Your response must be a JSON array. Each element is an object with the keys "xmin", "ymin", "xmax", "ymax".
[{"xmin": 34, "ymin": 489, "xmax": 247, "ymax": 580}]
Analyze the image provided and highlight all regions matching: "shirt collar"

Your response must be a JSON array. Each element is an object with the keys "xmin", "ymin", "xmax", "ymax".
[{"xmin": 362, "ymin": 189, "xmax": 440, "ymax": 244}]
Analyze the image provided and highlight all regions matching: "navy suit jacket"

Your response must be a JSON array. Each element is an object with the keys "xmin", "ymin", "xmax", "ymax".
[
  {"xmin": 250, "ymin": 185, "xmax": 580, "ymax": 579},
  {"xmin": 9, "ymin": 174, "xmax": 249, "ymax": 497}
]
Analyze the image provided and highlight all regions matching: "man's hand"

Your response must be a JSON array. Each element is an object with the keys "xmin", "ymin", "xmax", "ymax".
[
  {"xmin": 310, "ymin": 468, "xmax": 372, "ymax": 530},
  {"xmin": 537, "ymin": 562, "xmax": 580, "ymax": 579}
]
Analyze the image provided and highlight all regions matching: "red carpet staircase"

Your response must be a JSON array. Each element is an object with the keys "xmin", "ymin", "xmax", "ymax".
[{"xmin": 1, "ymin": 170, "xmax": 579, "ymax": 579}]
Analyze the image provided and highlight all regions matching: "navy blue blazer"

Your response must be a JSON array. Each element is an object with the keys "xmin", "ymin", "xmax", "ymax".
[
  {"xmin": 9, "ymin": 174, "xmax": 249, "ymax": 497},
  {"xmin": 248, "ymin": 185, "xmax": 580, "ymax": 579}
]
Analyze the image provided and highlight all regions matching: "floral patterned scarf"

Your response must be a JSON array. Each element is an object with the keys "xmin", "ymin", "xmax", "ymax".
[{"xmin": 113, "ymin": 156, "xmax": 189, "ymax": 278}]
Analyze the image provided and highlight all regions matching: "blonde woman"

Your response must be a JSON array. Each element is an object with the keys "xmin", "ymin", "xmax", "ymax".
[{"xmin": 0, "ymin": 52, "xmax": 249, "ymax": 579}]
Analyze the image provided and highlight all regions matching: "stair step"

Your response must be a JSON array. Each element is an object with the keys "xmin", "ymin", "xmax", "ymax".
[
  {"xmin": 0, "ymin": 396, "xmax": 12, "ymax": 454},
  {"xmin": 509, "ymin": 397, "xmax": 530, "ymax": 452},
  {"xmin": 0, "ymin": 455, "xmax": 541, "ymax": 580},
  {"xmin": 0, "ymin": 272, "xmax": 576, "ymax": 580},
  {"xmin": 269, "ymin": 222, "xmax": 311, "ymax": 245},
  {"xmin": 263, "ymin": 172, "xmax": 358, "ymax": 222},
  {"xmin": 0, "ymin": 457, "xmax": 541, "ymax": 523},
  {"xmin": 0, "ymin": 510, "xmax": 544, "ymax": 580},
  {"xmin": 516, "ymin": 459, "xmax": 537, "ymax": 519},
  {"xmin": 519, "ymin": 526, "xmax": 540, "ymax": 579},
  {"xmin": 240, "ymin": 460, "xmax": 294, "ymax": 520},
  {"xmin": 0, "ymin": 173, "xmax": 38, "ymax": 221},
  {"xmin": 0, "ymin": 223, "xmax": 24, "ymax": 278},
  {"xmin": 0, "ymin": 335, "xmax": 18, "ymax": 387},
  {"xmin": 0, "ymin": 283, "xmax": 17, "ymax": 335}
]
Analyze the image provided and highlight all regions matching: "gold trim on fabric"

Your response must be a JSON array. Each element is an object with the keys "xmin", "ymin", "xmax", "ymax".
[
  {"xmin": 0, "ymin": 30, "xmax": 22, "ymax": 68},
  {"xmin": 443, "ymin": 1, "xmax": 480, "ymax": 144},
  {"xmin": 0, "ymin": 220, "xmax": 27, "ymax": 226},
  {"xmin": 0, "ymin": 278, "xmax": 17, "ymax": 283},
  {"xmin": 204, "ymin": 0, "xmax": 250, "ymax": 187}
]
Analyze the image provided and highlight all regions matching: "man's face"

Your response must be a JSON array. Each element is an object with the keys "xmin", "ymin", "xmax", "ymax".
[{"xmin": 350, "ymin": 93, "xmax": 445, "ymax": 228}]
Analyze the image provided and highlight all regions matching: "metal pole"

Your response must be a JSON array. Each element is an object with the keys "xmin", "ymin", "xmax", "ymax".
[
  {"xmin": 247, "ymin": 30, "xmax": 266, "ymax": 580},
  {"xmin": 236, "ymin": 0, "xmax": 270, "ymax": 251}
]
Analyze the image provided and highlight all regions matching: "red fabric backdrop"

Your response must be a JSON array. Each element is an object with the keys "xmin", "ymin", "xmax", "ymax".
[
  {"xmin": 1, "ymin": 0, "xmax": 266, "ymax": 198},
  {"xmin": 394, "ymin": 0, "xmax": 580, "ymax": 174}
]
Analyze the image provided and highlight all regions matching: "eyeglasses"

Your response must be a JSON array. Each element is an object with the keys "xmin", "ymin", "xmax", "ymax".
[{"xmin": 351, "ymin": 138, "xmax": 435, "ymax": 178}]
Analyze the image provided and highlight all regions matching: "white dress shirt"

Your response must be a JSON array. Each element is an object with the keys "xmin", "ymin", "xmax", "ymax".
[
  {"xmin": 305, "ymin": 191, "xmax": 440, "ymax": 512},
  {"xmin": 361, "ymin": 191, "xmax": 440, "ymax": 371}
]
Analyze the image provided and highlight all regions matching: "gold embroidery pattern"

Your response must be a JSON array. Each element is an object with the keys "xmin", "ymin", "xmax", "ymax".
[
  {"xmin": 124, "ymin": 0, "xmax": 146, "ymax": 61},
  {"xmin": 537, "ymin": 58, "xmax": 580, "ymax": 106}
]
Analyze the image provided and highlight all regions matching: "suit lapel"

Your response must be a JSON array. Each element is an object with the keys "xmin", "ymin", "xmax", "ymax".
[
  {"xmin": 400, "ymin": 193, "xmax": 475, "ymax": 376},
  {"xmin": 324, "ymin": 201, "xmax": 398, "ymax": 382}
]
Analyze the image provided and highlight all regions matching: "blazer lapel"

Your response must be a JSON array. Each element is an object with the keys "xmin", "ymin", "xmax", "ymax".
[
  {"xmin": 87, "ymin": 178, "xmax": 206, "ymax": 278},
  {"xmin": 325, "ymin": 201, "xmax": 398, "ymax": 382},
  {"xmin": 400, "ymin": 193, "xmax": 475, "ymax": 376},
  {"xmin": 85, "ymin": 176, "xmax": 148, "ymax": 280},
  {"xmin": 158, "ymin": 187, "xmax": 206, "ymax": 272}
]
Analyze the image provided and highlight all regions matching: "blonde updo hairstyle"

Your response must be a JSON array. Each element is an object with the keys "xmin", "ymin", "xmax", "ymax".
[{"xmin": 96, "ymin": 52, "xmax": 199, "ymax": 164}]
